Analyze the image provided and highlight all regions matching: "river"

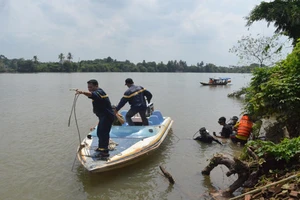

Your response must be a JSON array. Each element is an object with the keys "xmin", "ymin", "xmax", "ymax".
[{"xmin": 0, "ymin": 72, "xmax": 251, "ymax": 200}]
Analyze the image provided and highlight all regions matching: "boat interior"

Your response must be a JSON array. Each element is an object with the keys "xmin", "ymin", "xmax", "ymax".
[{"xmin": 85, "ymin": 110, "xmax": 168, "ymax": 161}]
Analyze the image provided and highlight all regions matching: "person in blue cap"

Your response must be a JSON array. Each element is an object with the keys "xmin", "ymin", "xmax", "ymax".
[{"xmin": 115, "ymin": 78, "xmax": 152, "ymax": 126}]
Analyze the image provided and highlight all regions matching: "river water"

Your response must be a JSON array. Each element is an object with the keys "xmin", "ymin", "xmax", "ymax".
[{"xmin": 0, "ymin": 73, "xmax": 251, "ymax": 200}]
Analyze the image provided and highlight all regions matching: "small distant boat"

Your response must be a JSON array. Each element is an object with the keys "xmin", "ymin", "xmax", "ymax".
[
  {"xmin": 77, "ymin": 105, "xmax": 173, "ymax": 173},
  {"xmin": 200, "ymin": 77, "xmax": 231, "ymax": 86}
]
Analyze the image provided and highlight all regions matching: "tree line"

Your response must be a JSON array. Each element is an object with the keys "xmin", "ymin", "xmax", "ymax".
[{"xmin": 0, "ymin": 54, "xmax": 259, "ymax": 73}]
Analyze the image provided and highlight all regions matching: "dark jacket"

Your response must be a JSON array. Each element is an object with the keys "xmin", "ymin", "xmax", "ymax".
[
  {"xmin": 220, "ymin": 124, "xmax": 233, "ymax": 138},
  {"xmin": 89, "ymin": 88, "xmax": 114, "ymax": 119},
  {"xmin": 116, "ymin": 85, "xmax": 152, "ymax": 111},
  {"xmin": 194, "ymin": 135, "xmax": 222, "ymax": 145}
]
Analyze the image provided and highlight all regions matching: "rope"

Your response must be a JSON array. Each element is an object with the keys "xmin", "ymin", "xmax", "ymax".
[
  {"xmin": 193, "ymin": 131, "xmax": 199, "ymax": 139},
  {"xmin": 68, "ymin": 93, "xmax": 81, "ymax": 144}
]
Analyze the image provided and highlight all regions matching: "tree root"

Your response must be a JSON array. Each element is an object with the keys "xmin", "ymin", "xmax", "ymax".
[{"xmin": 202, "ymin": 154, "xmax": 250, "ymax": 196}]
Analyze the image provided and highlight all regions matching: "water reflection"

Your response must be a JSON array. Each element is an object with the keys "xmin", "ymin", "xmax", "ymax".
[
  {"xmin": 202, "ymin": 175, "xmax": 217, "ymax": 193},
  {"xmin": 206, "ymin": 85, "xmax": 232, "ymax": 90}
]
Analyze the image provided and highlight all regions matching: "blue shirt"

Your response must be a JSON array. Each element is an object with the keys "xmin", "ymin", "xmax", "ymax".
[
  {"xmin": 89, "ymin": 88, "xmax": 114, "ymax": 119},
  {"xmin": 116, "ymin": 85, "xmax": 152, "ymax": 111}
]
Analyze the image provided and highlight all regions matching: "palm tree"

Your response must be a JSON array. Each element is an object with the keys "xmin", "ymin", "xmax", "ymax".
[
  {"xmin": 33, "ymin": 55, "xmax": 38, "ymax": 64},
  {"xmin": 67, "ymin": 52, "xmax": 73, "ymax": 62},
  {"xmin": 58, "ymin": 53, "xmax": 65, "ymax": 63}
]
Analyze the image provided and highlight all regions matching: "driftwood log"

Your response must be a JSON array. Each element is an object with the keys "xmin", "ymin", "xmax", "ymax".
[
  {"xmin": 201, "ymin": 154, "xmax": 250, "ymax": 196},
  {"xmin": 159, "ymin": 165, "xmax": 175, "ymax": 184}
]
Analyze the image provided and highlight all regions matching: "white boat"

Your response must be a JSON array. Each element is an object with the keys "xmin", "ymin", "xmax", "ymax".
[{"xmin": 77, "ymin": 109, "xmax": 173, "ymax": 173}]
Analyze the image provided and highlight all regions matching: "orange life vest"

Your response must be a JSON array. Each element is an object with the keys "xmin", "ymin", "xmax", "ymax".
[{"xmin": 237, "ymin": 115, "xmax": 253, "ymax": 138}]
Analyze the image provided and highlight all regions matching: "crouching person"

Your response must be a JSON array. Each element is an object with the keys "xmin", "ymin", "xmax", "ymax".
[
  {"xmin": 230, "ymin": 114, "xmax": 253, "ymax": 145},
  {"xmin": 194, "ymin": 127, "xmax": 222, "ymax": 145}
]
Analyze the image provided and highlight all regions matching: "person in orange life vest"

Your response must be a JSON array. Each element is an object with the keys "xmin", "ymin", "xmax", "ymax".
[{"xmin": 230, "ymin": 114, "xmax": 253, "ymax": 145}]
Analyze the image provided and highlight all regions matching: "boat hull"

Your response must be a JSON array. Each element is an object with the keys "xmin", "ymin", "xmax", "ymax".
[
  {"xmin": 77, "ymin": 117, "xmax": 173, "ymax": 173},
  {"xmin": 200, "ymin": 82, "xmax": 228, "ymax": 86}
]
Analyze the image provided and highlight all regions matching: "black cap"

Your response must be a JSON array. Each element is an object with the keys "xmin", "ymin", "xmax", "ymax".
[
  {"xmin": 231, "ymin": 116, "xmax": 238, "ymax": 121},
  {"xmin": 125, "ymin": 78, "xmax": 134, "ymax": 85},
  {"xmin": 218, "ymin": 117, "xmax": 226, "ymax": 123},
  {"xmin": 199, "ymin": 127, "xmax": 206, "ymax": 132}
]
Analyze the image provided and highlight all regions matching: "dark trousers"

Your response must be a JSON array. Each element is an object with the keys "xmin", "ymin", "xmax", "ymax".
[
  {"xmin": 97, "ymin": 116, "xmax": 113, "ymax": 151},
  {"xmin": 230, "ymin": 134, "xmax": 247, "ymax": 145},
  {"xmin": 126, "ymin": 108, "xmax": 148, "ymax": 126}
]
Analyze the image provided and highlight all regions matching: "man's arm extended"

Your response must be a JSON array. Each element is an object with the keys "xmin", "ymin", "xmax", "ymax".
[{"xmin": 76, "ymin": 89, "xmax": 92, "ymax": 97}]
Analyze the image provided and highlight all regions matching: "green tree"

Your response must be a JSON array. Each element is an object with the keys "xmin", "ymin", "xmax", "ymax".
[
  {"xmin": 244, "ymin": 39, "xmax": 300, "ymax": 137},
  {"xmin": 0, "ymin": 60, "xmax": 5, "ymax": 72},
  {"xmin": 63, "ymin": 61, "xmax": 72, "ymax": 72},
  {"xmin": 58, "ymin": 53, "xmax": 65, "ymax": 63},
  {"xmin": 229, "ymin": 34, "xmax": 284, "ymax": 67},
  {"xmin": 157, "ymin": 62, "xmax": 167, "ymax": 72},
  {"xmin": 33, "ymin": 55, "xmax": 38, "ymax": 64},
  {"xmin": 67, "ymin": 52, "xmax": 73, "ymax": 62},
  {"xmin": 246, "ymin": 0, "xmax": 300, "ymax": 46},
  {"xmin": 17, "ymin": 59, "xmax": 36, "ymax": 72}
]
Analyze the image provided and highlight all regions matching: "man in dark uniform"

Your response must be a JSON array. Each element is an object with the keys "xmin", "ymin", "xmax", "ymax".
[
  {"xmin": 194, "ymin": 127, "xmax": 222, "ymax": 145},
  {"xmin": 228, "ymin": 116, "xmax": 239, "ymax": 127},
  {"xmin": 213, "ymin": 116, "xmax": 233, "ymax": 139},
  {"xmin": 228, "ymin": 116, "xmax": 239, "ymax": 132},
  {"xmin": 76, "ymin": 79, "xmax": 114, "ymax": 159},
  {"xmin": 115, "ymin": 78, "xmax": 152, "ymax": 126}
]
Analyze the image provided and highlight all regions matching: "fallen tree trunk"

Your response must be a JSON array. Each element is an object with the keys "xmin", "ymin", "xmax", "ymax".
[{"xmin": 202, "ymin": 154, "xmax": 250, "ymax": 196}]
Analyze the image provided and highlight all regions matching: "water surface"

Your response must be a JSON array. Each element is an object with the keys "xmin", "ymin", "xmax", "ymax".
[{"xmin": 0, "ymin": 73, "xmax": 251, "ymax": 200}]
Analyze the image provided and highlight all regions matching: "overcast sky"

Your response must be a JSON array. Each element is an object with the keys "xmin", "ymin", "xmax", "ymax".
[{"xmin": 0, "ymin": 0, "xmax": 292, "ymax": 66}]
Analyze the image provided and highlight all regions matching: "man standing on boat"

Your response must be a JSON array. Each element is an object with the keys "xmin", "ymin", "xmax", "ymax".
[
  {"xmin": 76, "ymin": 79, "xmax": 114, "ymax": 159},
  {"xmin": 114, "ymin": 78, "xmax": 152, "ymax": 126}
]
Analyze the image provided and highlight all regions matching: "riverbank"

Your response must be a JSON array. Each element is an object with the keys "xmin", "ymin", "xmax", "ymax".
[{"xmin": 202, "ymin": 137, "xmax": 300, "ymax": 200}]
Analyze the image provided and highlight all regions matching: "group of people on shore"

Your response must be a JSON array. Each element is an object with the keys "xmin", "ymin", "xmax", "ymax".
[
  {"xmin": 75, "ymin": 78, "xmax": 152, "ymax": 160},
  {"xmin": 194, "ymin": 114, "xmax": 253, "ymax": 146}
]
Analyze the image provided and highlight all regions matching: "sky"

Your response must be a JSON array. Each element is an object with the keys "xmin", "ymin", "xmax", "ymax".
[{"xmin": 0, "ymin": 0, "xmax": 293, "ymax": 66}]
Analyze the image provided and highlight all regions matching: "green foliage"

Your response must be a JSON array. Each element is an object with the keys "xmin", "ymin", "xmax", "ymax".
[
  {"xmin": 243, "ymin": 40, "xmax": 300, "ymax": 137},
  {"xmin": 246, "ymin": 0, "xmax": 300, "ymax": 46},
  {"xmin": 67, "ymin": 52, "xmax": 73, "ymax": 62},
  {"xmin": 229, "ymin": 34, "xmax": 285, "ymax": 67},
  {"xmin": 252, "ymin": 120, "xmax": 262, "ymax": 138},
  {"xmin": 245, "ymin": 137, "xmax": 300, "ymax": 162},
  {"xmin": 58, "ymin": 53, "xmax": 65, "ymax": 63},
  {"xmin": 245, "ymin": 40, "xmax": 300, "ymax": 122}
]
